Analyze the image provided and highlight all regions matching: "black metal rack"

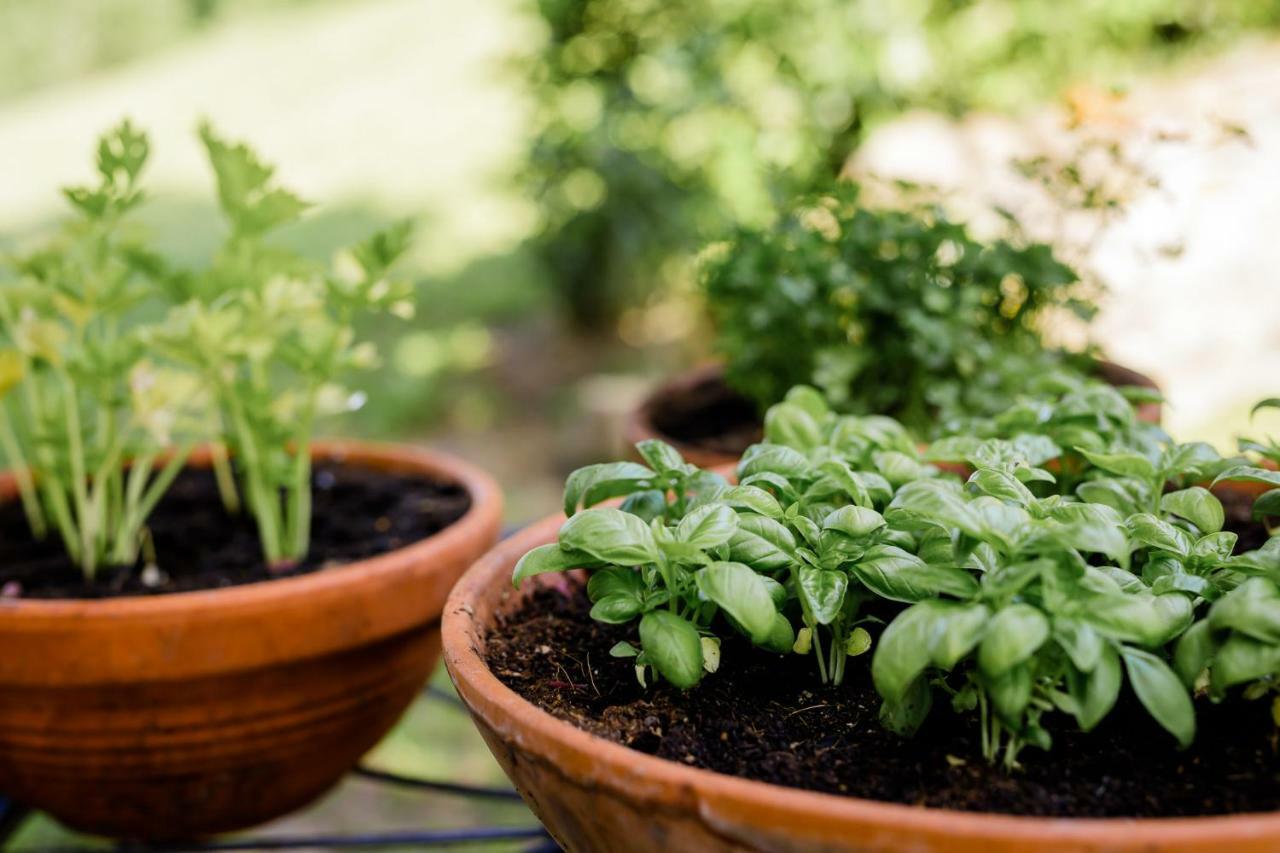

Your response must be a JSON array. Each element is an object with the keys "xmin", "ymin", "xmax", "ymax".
[{"xmin": 0, "ymin": 686, "xmax": 556, "ymax": 852}]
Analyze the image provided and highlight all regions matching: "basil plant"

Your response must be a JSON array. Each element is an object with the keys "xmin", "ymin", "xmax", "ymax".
[{"xmin": 516, "ymin": 383, "xmax": 1280, "ymax": 769}]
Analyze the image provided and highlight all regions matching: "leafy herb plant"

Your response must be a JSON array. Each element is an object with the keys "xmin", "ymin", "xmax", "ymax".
[
  {"xmin": 702, "ymin": 184, "xmax": 1099, "ymax": 434},
  {"xmin": 516, "ymin": 383, "xmax": 1280, "ymax": 769},
  {"xmin": 0, "ymin": 120, "xmax": 413, "ymax": 580}
]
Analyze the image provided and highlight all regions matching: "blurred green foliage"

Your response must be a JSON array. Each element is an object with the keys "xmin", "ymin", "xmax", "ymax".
[
  {"xmin": 524, "ymin": 0, "xmax": 1280, "ymax": 327},
  {"xmin": 703, "ymin": 184, "xmax": 1094, "ymax": 434}
]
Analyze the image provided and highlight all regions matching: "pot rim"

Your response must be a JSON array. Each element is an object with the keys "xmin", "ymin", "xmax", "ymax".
[
  {"xmin": 0, "ymin": 439, "xmax": 503, "ymax": 684},
  {"xmin": 444, "ymin": 503, "xmax": 1280, "ymax": 850}
]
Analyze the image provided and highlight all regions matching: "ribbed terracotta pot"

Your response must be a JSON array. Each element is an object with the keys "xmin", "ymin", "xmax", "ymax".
[
  {"xmin": 444, "ymin": 499, "xmax": 1280, "ymax": 853},
  {"xmin": 625, "ymin": 361, "xmax": 1164, "ymax": 469},
  {"xmin": 0, "ymin": 440, "xmax": 502, "ymax": 840}
]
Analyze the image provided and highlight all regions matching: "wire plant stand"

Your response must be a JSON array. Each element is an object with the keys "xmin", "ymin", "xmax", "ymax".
[{"xmin": 0, "ymin": 686, "xmax": 557, "ymax": 852}]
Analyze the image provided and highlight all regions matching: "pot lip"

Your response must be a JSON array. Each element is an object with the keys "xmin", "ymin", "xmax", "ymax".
[
  {"xmin": 0, "ymin": 438, "xmax": 502, "ymax": 620},
  {"xmin": 444, "ymin": 508, "xmax": 1280, "ymax": 847}
]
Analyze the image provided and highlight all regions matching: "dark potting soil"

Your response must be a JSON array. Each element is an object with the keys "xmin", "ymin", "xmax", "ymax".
[
  {"xmin": 489, "ymin": 585, "xmax": 1280, "ymax": 818},
  {"xmin": 0, "ymin": 462, "xmax": 470, "ymax": 599},
  {"xmin": 649, "ymin": 374, "xmax": 762, "ymax": 457}
]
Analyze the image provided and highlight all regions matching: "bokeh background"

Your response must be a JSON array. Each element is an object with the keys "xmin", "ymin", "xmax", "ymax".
[{"xmin": 5, "ymin": 0, "xmax": 1280, "ymax": 847}]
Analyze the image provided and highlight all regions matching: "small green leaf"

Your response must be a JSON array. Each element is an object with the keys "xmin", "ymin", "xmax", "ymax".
[
  {"xmin": 873, "ymin": 601, "xmax": 954, "ymax": 702},
  {"xmin": 979, "ymin": 604, "xmax": 1050, "ymax": 677},
  {"xmin": 1077, "ymin": 448, "xmax": 1157, "ymax": 480},
  {"xmin": 638, "ymin": 611, "xmax": 703, "ymax": 689},
  {"xmin": 853, "ymin": 544, "xmax": 978, "ymax": 603},
  {"xmin": 1070, "ymin": 644, "xmax": 1121, "ymax": 731},
  {"xmin": 1122, "ymin": 647, "xmax": 1195, "ymax": 748},
  {"xmin": 512, "ymin": 543, "xmax": 596, "ymax": 586},
  {"xmin": 1173, "ymin": 620, "xmax": 1216, "ymax": 687},
  {"xmin": 676, "ymin": 504, "xmax": 739, "ymax": 550},
  {"xmin": 879, "ymin": 675, "xmax": 933, "ymax": 736},
  {"xmin": 696, "ymin": 562, "xmax": 778, "ymax": 642},
  {"xmin": 797, "ymin": 565, "xmax": 848, "ymax": 625},
  {"xmin": 635, "ymin": 439, "xmax": 686, "ymax": 474},
  {"xmin": 928, "ymin": 603, "xmax": 991, "ymax": 670},
  {"xmin": 1054, "ymin": 618, "xmax": 1103, "ymax": 672},
  {"xmin": 1126, "ymin": 513, "xmax": 1193, "ymax": 557},
  {"xmin": 987, "ymin": 663, "xmax": 1033, "ymax": 725},
  {"xmin": 1254, "ymin": 489, "xmax": 1280, "ymax": 520},
  {"xmin": 1213, "ymin": 465, "xmax": 1280, "ymax": 490},
  {"xmin": 764, "ymin": 401, "xmax": 823, "ymax": 452},
  {"xmin": 560, "ymin": 508, "xmax": 659, "ymax": 566},
  {"xmin": 563, "ymin": 462, "xmax": 656, "ymax": 515},
  {"xmin": 1161, "ymin": 487, "xmax": 1224, "ymax": 534},
  {"xmin": 821, "ymin": 505, "xmax": 885, "ymax": 539},
  {"xmin": 1209, "ymin": 577, "xmax": 1280, "ymax": 643},
  {"xmin": 590, "ymin": 594, "xmax": 645, "ymax": 623},
  {"xmin": 609, "ymin": 641, "xmax": 639, "ymax": 658}
]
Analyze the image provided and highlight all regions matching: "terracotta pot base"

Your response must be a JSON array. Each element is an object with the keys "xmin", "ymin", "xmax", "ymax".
[{"xmin": 0, "ymin": 442, "xmax": 501, "ymax": 840}]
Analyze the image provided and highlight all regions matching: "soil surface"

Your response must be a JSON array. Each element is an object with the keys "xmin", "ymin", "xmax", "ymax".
[
  {"xmin": 0, "ymin": 462, "xmax": 470, "ymax": 599},
  {"xmin": 648, "ymin": 374, "xmax": 761, "ymax": 457},
  {"xmin": 489, "ymin": 585, "xmax": 1280, "ymax": 818}
]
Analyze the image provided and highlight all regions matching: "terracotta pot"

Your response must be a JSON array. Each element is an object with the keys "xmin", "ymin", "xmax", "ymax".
[
  {"xmin": 625, "ymin": 361, "xmax": 1164, "ymax": 470},
  {"xmin": 0, "ymin": 441, "xmax": 502, "ymax": 840},
  {"xmin": 444, "ymin": 502, "xmax": 1280, "ymax": 853}
]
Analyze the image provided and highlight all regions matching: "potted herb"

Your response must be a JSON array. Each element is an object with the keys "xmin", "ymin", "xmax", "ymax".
[
  {"xmin": 626, "ymin": 186, "xmax": 1161, "ymax": 468},
  {"xmin": 0, "ymin": 122, "xmax": 502, "ymax": 840},
  {"xmin": 446, "ymin": 387, "xmax": 1279, "ymax": 852}
]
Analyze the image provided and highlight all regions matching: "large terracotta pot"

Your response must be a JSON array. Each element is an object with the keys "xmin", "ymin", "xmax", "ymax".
[
  {"xmin": 625, "ymin": 361, "xmax": 1164, "ymax": 470},
  {"xmin": 0, "ymin": 441, "xmax": 502, "ymax": 840},
  {"xmin": 443, "ymin": 503, "xmax": 1280, "ymax": 853}
]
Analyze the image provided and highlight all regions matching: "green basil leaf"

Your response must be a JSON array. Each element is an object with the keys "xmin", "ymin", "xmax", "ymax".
[
  {"xmin": 590, "ymin": 593, "xmax": 645, "ymax": 624},
  {"xmin": 888, "ymin": 479, "xmax": 984, "ymax": 538},
  {"xmin": 1126, "ymin": 513, "xmax": 1193, "ymax": 557},
  {"xmin": 512, "ymin": 543, "xmax": 598, "ymax": 586},
  {"xmin": 821, "ymin": 505, "xmax": 885, "ymax": 539},
  {"xmin": 696, "ymin": 561, "xmax": 778, "ymax": 642},
  {"xmin": 873, "ymin": 601, "xmax": 947, "ymax": 702},
  {"xmin": 1254, "ymin": 488, "xmax": 1280, "ymax": 520},
  {"xmin": 1192, "ymin": 531, "xmax": 1237, "ymax": 563},
  {"xmin": 716, "ymin": 485, "xmax": 784, "ymax": 519},
  {"xmin": 1085, "ymin": 592, "xmax": 1193, "ymax": 647},
  {"xmin": 1174, "ymin": 619, "xmax": 1216, "ymax": 687},
  {"xmin": 634, "ymin": 439, "xmax": 686, "ymax": 474},
  {"xmin": 1213, "ymin": 465, "xmax": 1280, "ymax": 490},
  {"xmin": 923, "ymin": 436, "xmax": 982, "ymax": 463},
  {"xmin": 979, "ymin": 604, "xmax": 1050, "ymax": 677},
  {"xmin": 1122, "ymin": 647, "xmax": 1195, "ymax": 748},
  {"xmin": 797, "ymin": 565, "xmax": 848, "ymax": 625},
  {"xmin": 1209, "ymin": 577, "xmax": 1280, "ymax": 643},
  {"xmin": 1069, "ymin": 644, "xmax": 1121, "ymax": 731},
  {"xmin": 738, "ymin": 444, "xmax": 810, "ymax": 480},
  {"xmin": 783, "ymin": 384, "xmax": 830, "ymax": 420},
  {"xmin": 727, "ymin": 514, "xmax": 797, "ymax": 570},
  {"xmin": 764, "ymin": 401, "xmax": 823, "ymax": 452},
  {"xmin": 758, "ymin": 611, "xmax": 796, "ymax": 653},
  {"xmin": 638, "ymin": 610, "xmax": 703, "ymax": 689},
  {"xmin": 987, "ymin": 663, "xmax": 1033, "ymax": 726},
  {"xmin": 967, "ymin": 467, "xmax": 1035, "ymax": 506},
  {"xmin": 852, "ymin": 544, "xmax": 978, "ymax": 603},
  {"xmin": 619, "ymin": 489, "xmax": 667, "ymax": 523},
  {"xmin": 1161, "ymin": 487, "xmax": 1225, "ymax": 534},
  {"xmin": 872, "ymin": 450, "xmax": 930, "ymax": 487},
  {"xmin": 560, "ymin": 507, "xmax": 659, "ymax": 566},
  {"xmin": 928, "ymin": 602, "xmax": 991, "ymax": 670},
  {"xmin": 1054, "ymin": 618, "xmax": 1103, "ymax": 672},
  {"xmin": 1077, "ymin": 477, "xmax": 1148, "ymax": 514},
  {"xmin": 586, "ymin": 565, "xmax": 644, "ymax": 601},
  {"xmin": 676, "ymin": 504, "xmax": 739, "ymax": 550},
  {"xmin": 878, "ymin": 675, "xmax": 933, "ymax": 737},
  {"xmin": 1210, "ymin": 633, "xmax": 1280, "ymax": 692},
  {"xmin": 1077, "ymin": 448, "xmax": 1157, "ymax": 479},
  {"xmin": 563, "ymin": 462, "xmax": 655, "ymax": 515}
]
